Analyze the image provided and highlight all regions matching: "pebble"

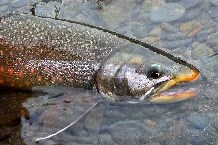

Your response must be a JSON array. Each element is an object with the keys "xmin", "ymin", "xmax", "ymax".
[
  {"xmin": 160, "ymin": 23, "xmax": 179, "ymax": 33},
  {"xmin": 147, "ymin": 27, "xmax": 163, "ymax": 37},
  {"xmin": 99, "ymin": 134, "xmax": 117, "ymax": 145},
  {"xmin": 142, "ymin": 0, "xmax": 166, "ymax": 11},
  {"xmin": 0, "ymin": 4, "xmax": 7, "ymax": 12},
  {"xmin": 180, "ymin": 5, "xmax": 203, "ymax": 22},
  {"xmin": 145, "ymin": 142, "xmax": 161, "ymax": 145},
  {"xmin": 178, "ymin": 0, "xmax": 203, "ymax": 9},
  {"xmin": 59, "ymin": 1, "xmax": 80, "ymax": 19},
  {"xmin": 108, "ymin": 120, "xmax": 148, "ymax": 145},
  {"xmin": 187, "ymin": 112, "xmax": 208, "ymax": 130},
  {"xmin": 210, "ymin": 0, "xmax": 218, "ymax": 6},
  {"xmin": 160, "ymin": 32, "xmax": 187, "ymax": 41},
  {"xmin": 131, "ymin": 21, "xmax": 148, "ymax": 38},
  {"xmin": 188, "ymin": 26, "xmax": 202, "ymax": 37},
  {"xmin": 161, "ymin": 38, "xmax": 193, "ymax": 49},
  {"xmin": 102, "ymin": 0, "xmax": 135, "ymax": 29},
  {"xmin": 165, "ymin": 121, "xmax": 188, "ymax": 145},
  {"xmin": 0, "ymin": 0, "xmax": 9, "ymax": 5},
  {"xmin": 180, "ymin": 20, "xmax": 202, "ymax": 33},
  {"xmin": 196, "ymin": 28, "xmax": 216, "ymax": 42},
  {"xmin": 207, "ymin": 7, "xmax": 218, "ymax": 19},
  {"xmin": 84, "ymin": 107, "xmax": 103, "ymax": 130},
  {"xmin": 192, "ymin": 42, "xmax": 214, "ymax": 59},
  {"xmin": 206, "ymin": 32, "xmax": 218, "ymax": 48},
  {"xmin": 35, "ymin": 2, "xmax": 57, "ymax": 18},
  {"xmin": 10, "ymin": 0, "xmax": 28, "ymax": 8},
  {"xmin": 0, "ymin": 8, "xmax": 7, "ymax": 17},
  {"xmin": 150, "ymin": 3, "xmax": 185, "ymax": 22},
  {"xmin": 74, "ymin": 13, "xmax": 97, "ymax": 25}
]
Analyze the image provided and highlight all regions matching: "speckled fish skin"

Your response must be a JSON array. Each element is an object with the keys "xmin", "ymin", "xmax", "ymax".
[
  {"xmin": 0, "ymin": 14, "xmax": 200, "ymax": 103},
  {"xmin": 0, "ymin": 14, "xmax": 125, "ymax": 89}
]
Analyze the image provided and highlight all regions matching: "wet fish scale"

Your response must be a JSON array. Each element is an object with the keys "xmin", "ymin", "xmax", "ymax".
[{"xmin": 0, "ymin": 14, "xmax": 125, "ymax": 89}]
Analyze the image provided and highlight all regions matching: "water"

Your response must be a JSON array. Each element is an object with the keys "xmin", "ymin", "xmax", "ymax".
[{"xmin": 0, "ymin": 0, "xmax": 217, "ymax": 144}]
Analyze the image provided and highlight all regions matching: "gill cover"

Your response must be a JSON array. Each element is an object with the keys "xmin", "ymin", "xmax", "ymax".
[{"xmin": 96, "ymin": 44, "xmax": 174, "ymax": 102}]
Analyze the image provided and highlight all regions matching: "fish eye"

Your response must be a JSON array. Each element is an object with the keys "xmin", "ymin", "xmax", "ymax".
[{"xmin": 147, "ymin": 67, "xmax": 163, "ymax": 79}]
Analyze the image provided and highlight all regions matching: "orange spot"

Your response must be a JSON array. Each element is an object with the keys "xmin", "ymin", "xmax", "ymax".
[
  {"xmin": 0, "ymin": 66, "xmax": 4, "ymax": 72},
  {"xmin": 18, "ymin": 71, "xmax": 23, "ymax": 78},
  {"xmin": 37, "ymin": 76, "xmax": 42, "ymax": 82},
  {"xmin": 0, "ymin": 50, "xmax": 3, "ymax": 55},
  {"xmin": 51, "ymin": 76, "xmax": 56, "ymax": 82},
  {"xmin": 25, "ymin": 65, "xmax": 29, "ymax": 70},
  {"xmin": 45, "ymin": 67, "xmax": 49, "ymax": 72},
  {"xmin": 8, "ymin": 69, "xmax": 14, "ymax": 75},
  {"xmin": 26, "ymin": 82, "xmax": 30, "ymax": 87},
  {"xmin": 0, "ymin": 80, "xmax": 4, "ymax": 84},
  {"xmin": 58, "ymin": 76, "xmax": 63, "ymax": 82}
]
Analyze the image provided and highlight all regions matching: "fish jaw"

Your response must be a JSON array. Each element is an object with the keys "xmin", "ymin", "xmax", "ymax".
[{"xmin": 149, "ymin": 66, "xmax": 200, "ymax": 103}]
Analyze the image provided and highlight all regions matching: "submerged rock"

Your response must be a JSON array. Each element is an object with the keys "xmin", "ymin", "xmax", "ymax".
[
  {"xmin": 210, "ymin": 0, "xmax": 218, "ymax": 6},
  {"xmin": 11, "ymin": 0, "xmax": 28, "ymax": 8},
  {"xmin": 0, "ymin": 4, "xmax": 7, "ymax": 12},
  {"xmin": 142, "ymin": 0, "xmax": 166, "ymax": 11},
  {"xmin": 150, "ymin": 3, "xmax": 185, "ymax": 22}
]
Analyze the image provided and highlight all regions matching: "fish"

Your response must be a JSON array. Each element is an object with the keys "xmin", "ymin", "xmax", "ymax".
[{"xmin": 0, "ymin": 14, "xmax": 200, "ymax": 104}]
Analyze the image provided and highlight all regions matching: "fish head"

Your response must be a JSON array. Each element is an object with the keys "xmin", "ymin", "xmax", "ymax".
[{"xmin": 96, "ymin": 44, "xmax": 200, "ymax": 104}]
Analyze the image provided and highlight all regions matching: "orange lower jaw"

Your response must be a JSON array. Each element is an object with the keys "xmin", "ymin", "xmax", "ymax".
[{"xmin": 150, "ymin": 88, "xmax": 198, "ymax": 103}]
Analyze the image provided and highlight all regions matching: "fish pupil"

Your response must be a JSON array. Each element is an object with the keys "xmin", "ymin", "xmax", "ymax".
[{"xmin": 147, "ymin": 67, "xmax": 162, "ymax": 79}]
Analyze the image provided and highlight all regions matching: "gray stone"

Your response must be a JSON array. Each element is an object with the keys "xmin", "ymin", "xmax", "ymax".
[
  {"xmin": 160, "ymin": 32, "xmax": 187, "ymax": 41},
  {"xmin": 206, "ymin": 32, "xmax": 218, "ymax": 47},
  {"xmin": 0, "ymin": 4, "xmax": 7, "ymax": 12},
  {"xmin": 187, "ymin": 112, "xmax": 208, "ymax": 130},
  {"xmin": 150, "ymin": 3, "xmax": 185, "ymax": 22},
  {"xmin": 35, "ymin": 2, "xmax": 57, "ymax": 18},
  {"xmin": 208, "ymin": 7, "xmax": 218, "ymax": 18},
  {"xmin": 131, "ymin": 21, "xmax": 147, "ymax": 39},
  {"xmin": 0, "ymin": 8, "xmax": 7, "ymax": 16},
  {"xmin": 142, "ymin": 0, "xmax": 166, "ymax": 11},
  {"xmin": 178, "ymin": 0, "xmax": 203, "ymax": 9},
  {"xmin": 109, "ymin": 120, "xmax": 148, "ymax": 145},
  {"xmin": 210, "ymin": 0, "xmax": 218, "ymax": 6},
  {"xmin": 0, "ymin": 0, "xmax": 9, "ymax": 6},
  {"xmin": 160, "ymin": 23, "xmax": 179, "ymax": 33},
  {"xmin": 181, "ymin": 7, "xmax": 202, "ymax": 22},
  {"xmin": 84, "ymin": 107, "xmax": 104, "ymax": 130},
  {"xmin": 161, "ymin": 38, "xmax": 193, "ymax": 49},
  {"xmin": 99, "ymin": 134, "xmax": 116, "ymax": 145},
  {"xmin": 10, "ymin": 0, "xmax": 28, "ymax": 8}
]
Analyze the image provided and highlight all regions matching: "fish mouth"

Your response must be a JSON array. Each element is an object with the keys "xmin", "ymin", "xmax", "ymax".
[{"xmin": 148, "ymin": 67, "xmax": 200, "ymax": 103}]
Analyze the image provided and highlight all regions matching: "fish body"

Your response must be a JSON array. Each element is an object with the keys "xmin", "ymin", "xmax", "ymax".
[
  {"xmin": 0, "ymin": 14, "xmax": 200, "ymax": 103},
  {"xmin": 0, "ymin": 14, "xmax": 125, "ymax": 89}
]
